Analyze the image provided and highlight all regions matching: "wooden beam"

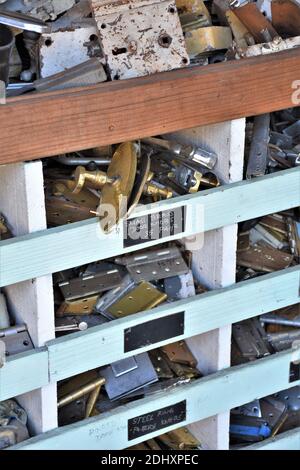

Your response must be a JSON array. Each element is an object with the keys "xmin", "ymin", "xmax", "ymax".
[{"xmin": 0, "ymin": 49, "xmax": 299, "ymax": 164}]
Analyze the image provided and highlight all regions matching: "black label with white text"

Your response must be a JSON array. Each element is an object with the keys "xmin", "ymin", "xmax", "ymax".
[
  {"xmin": 128, "ymin": 401, "xmax": 186, "ymax": 441},
  {"xmin": 124, "ymin": 206, "xmax": 186, "ymax": 248}
]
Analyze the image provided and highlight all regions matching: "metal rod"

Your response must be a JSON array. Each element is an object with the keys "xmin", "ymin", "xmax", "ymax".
[
  {"xmin": 260, "ymin": 314, "xmax": 300, "ymax": 328},
  {"xmin": 55, "ymin": 155, "xmax": 111, "ymax": 166},
  {"xmin": 57, "ymin": 377, "xmax": 105, "ymax": 409},
  {"xmin": 85, "ymin": 384, "xmax": 102, "ymax": 418}
]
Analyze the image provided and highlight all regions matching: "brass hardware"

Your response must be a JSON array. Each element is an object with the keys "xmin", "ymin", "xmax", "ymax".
[
  {"xmin": 107, "ymin": 282, "xmax": 167, "ymax": 319},
  {"xmin": 225, "ymin": 9, "xmax": 255, "ymax": 48},
  {"xmin": 56, "ymin": 295, "xmax": 99, "ymax": 317},
  {"xmin": 149, "ymin": 350, "xmax": 174, "ymax": 379},
  {"xmin": 157, "ymin": 427, "xmax": 201, "ymax": 450},
  {"xmin": 143, "ymin": 181, "xmax": 173, "ymax": 199},
  {"xmin": 176, "ymin": 0, "xmax": 212, "ymax": 30},
  {"xmin": 188, "ymin": 171, "xmax": 202, "ymax": 193},
  {"xmin": 162, "ymin": 341, "xmax": 197, "ymax": 368},
  {"xmin": 53, "ymin": 180, "xmax": 99, "ymax": 207},
  {"xmin": 0, "ymin": 213, "xmax": 12, "ymax": 240},
  {"xmin": 72, "ymin": 166, "xmax": 114, "ymax": 194},
  {"xmin": 127, "ymin": 152, "xmax": 151, "ymax": 217},
  {"xmin": 145, "ymin": 439, "xmax": 163, "ymax": 450},
  {"xmin": 85, "ymin": 384, "xmax": 102, "ymax": 418},
  {"xmin": 99, "ymin": 141, "xmax": 138, "ymax": 232},
  {"xmin": 58, "ymin": 377, "xmax": 105, "ymax": 409},
  {"xmin": 46, "ymin": 199, "xmax": 95, "ymax": 226},
  {"xmin": 70, "ymin": 142, "xmax": 138, "ymax": 232},
  {"xmin": 184, "ymin": 26, "xmax": 233, "ymax": 57},
  {"xmin": 200, "ymin": 172, "xmax": 221, "ymax": 188}
]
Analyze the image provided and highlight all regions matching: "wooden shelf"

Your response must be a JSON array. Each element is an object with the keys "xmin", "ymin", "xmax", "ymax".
[{"xmin": 0, "ymin": 49, "xmax": 299, "ymax": 165}]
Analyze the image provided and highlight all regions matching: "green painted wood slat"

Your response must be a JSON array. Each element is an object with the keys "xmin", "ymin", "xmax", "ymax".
[
  {"xmin": 0, "ymin": 168, "xmax": 299, "ymax": 288},
  {"xmin": 12, "ymin": 347, "xmax": 300, "ymax": 450}
]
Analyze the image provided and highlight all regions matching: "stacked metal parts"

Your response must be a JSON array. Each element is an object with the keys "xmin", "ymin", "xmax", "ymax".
[
  {"xmin": 53, "ymin": 241, "xmax": 204, "ymax": 426},
  {"xmin": 0, "ymin": 0, "xmax": 299, "ymax": 95},
  {"xmin": 44, "ymin": 138, "xmax": 219, "ymax": 233},
  {"xmin": 232, "ymin": 206, "xmax": 300, "ymax": 445},
  {"xmin": 0, "ymin": 292, "xmax": 31, "ymax": 449}
]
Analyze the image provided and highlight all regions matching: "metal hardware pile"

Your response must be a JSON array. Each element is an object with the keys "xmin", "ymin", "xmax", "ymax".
[
  {"xmin": 0, "ymin": 399, "xmax": 29, "ymax": 449},
  {"xmin": 0, "ymin": 0, "xmax": 299, "ymax": 92},
  {"xmin": 53, "ymin": 243, "xmax": 204, "ymax": 333},
  {"xmin": 237, "ymin": 209, "xmax": 299, "ymax": 281},
  {"xmin": 127, "ymin": 427, "xmax": 202, "ymax": 450},
  {"xmin": 57, "ymin": 340, "xmax": 202, "ymax": 427},
  {"xmin": 44, "ymin": 137, "xmax": 219, "ymax": 232},
  {"xmin": 231, "ymin": 303, "xmax": 300, "ymax": 445}
]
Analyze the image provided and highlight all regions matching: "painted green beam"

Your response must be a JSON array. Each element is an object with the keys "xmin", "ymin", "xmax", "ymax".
[
  {"xmin": 12, "ymin": 347, "xmax": 300, "ymax": 450},
  {"xmin": 1, "ymin": 267, "xmax": 299, "ymax": 402},
  {"xmin": 48, "ymin": 266, "xmax": 300, "ymax": 382},
  {"xmin": 0, "ymin": 350, "xmax": 48, "ymax": 401},
  {"xmin": 246, "ymin": 428, "xmax": 300, "ymax": 450},
  {"xmin": 0, "ymin": 168, "xmax": 299, "ymax": 287}
]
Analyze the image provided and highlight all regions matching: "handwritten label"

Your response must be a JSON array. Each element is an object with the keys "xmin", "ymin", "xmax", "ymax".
[
  {"xmin": 124, "ymin": 206, "xmax": 186, "ymax": 248},
  {"xmin": 128, "ymin": 401, "xmax": 186, "ymax": 440}
]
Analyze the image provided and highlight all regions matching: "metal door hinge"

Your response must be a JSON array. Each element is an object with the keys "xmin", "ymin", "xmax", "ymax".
[
  {"xmin": 115, "ymin": 247, "xmax": 189, "ymax": 283},
  {"xmin": 0, "ymin": 325, "xmax": 33, "ymax": 358}
]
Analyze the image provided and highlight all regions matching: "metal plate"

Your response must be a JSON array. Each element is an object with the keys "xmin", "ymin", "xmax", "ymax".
[
  {"xmin": 0, "ymin": 10, "xmax": 50, "ymax": 33},
  {"xmin": 260, "ymin": 397, "xmax": 288, "ymax": 433},
  {"xmin": 59, "ymin": 270, "xmax": 123, "ymax": 301},
  {"xmin": 124, "ymin": 206, "xmax": 186, "ymax": 248},
  {"xmin": 100, "ymin": 352, "xmax": 158, "ymax": 401},
  {"xmin": 124, "ymin": 311, "xmax": 185, "ymax": 353},
  {"xmin": 40, "ymin": 25, "xmax": 100, "ymax": 78},
  {"xmin": 247, "ymin": 114, "xmax": 270, "ymax": 179},
  {"xmin": 149, "ymin": 350, "xmax": 174, "ymax": 379},
  {"xmin": 184, "ymin": 26, "xmax": 232, "ymax": 58},
  {"xmin": 116, "ymin": 247, "xmax": 189, "ymax": 282},
  {"xmin": 232, "ymin": 399, "xmax": 262, "ymax": 418},
  {"xmin": 1, "ymin": 331, "xmax": 33, "ymax": 357},
  {"xmin": 162, "ymin": 341, "xmax": 197, "ymax": 367},
  {"xmin": 164, "ymin": 271, "xmax": 196, "ymax": 301},
  {"xmin": 56, "ymin": 295, "xmax": 99, "ymax": 317},
  {"xmin": 107, "ymin": 282, "xmax": 167, "ymax": 319},
  {"xmin": 232, "ymin": 319, "xmax": 271, "ymax": 360},
  {"xmin": 111, "ymin": 357, "xmax": 138, "ymax": 377},
  {"xmin": 237, "ymin": 244, "xmax": 293, "ymax": 273},
  {"xmin": 128, "ymin": 400, "xmax": 186, "ymax": 440},
  {"xmin": 275, "ymin": 386, "xmax": 300, "ymax": 412},
  {"xmin": 91, "ymin": 0, "xmax": 189, "ymax": 80}
]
